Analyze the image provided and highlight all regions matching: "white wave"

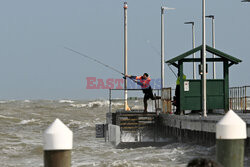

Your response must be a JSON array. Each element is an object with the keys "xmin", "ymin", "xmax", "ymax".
[
  {"xmin": 131, "ymin": 105, "xmax": 143, "ymax": 110},
  {"xmin": 112, "ymin": 102, "xmax": 123, "ymax": 106},
  {"xmin": 70, "ymin": 100, "xmax": 107, "ymax": 108},
  {"xmin": 70, "ymin": 103, "xmax": 87, "ymax": 108},
  {"xmin": 19, "ymin": 119, "xmax": 38, "ymax": 125},
  {"xmin": 66, "ymin": 119, "xmax": 95, "ymax": 129},
  {"xmin": 24, "ymin": 100, "xmax": 31, "ymax": 103},
  {"xmin": 121, "ymin": 132, "xmax": 136, "ymax": 142},
  {"xmin": 0, "ymin": 100, "xmax": 17, "ymax": 103},
  {"xmin": 69, "ymin": 100, "xmax": 123, "ymax": 108},
  {"xmin": 111, "ymin": 160, "xmax": 138, "ymax": 166},
  {"xmin": 31, "ymin": 113, "xmax": 40, "ymax": 116},
  {"xmin": 0, "ymin": 114, "xmax": 16, "ymax": 119},
  {"xmin": 147, "ymin": 103, "xmax": 154, "ymax": 112},
  {"xmin": 88, "ymin": 100, "xmax": 109, "ymax": 107},
  {"xmin": 59, "ymin": 100, "xmax": 75, "ymax": 104},
  {"xmin": 67, "ymin": 120, "xmax": 82, "ymax": 126},
  {"xmin": 78, "ymin": 122, "xmax": 93, "ymax": 128}
]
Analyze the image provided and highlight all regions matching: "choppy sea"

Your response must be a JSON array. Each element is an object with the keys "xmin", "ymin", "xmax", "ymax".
[{"xmin": 0, "ymin": 99, "xmax": 249, "ymax": 167}]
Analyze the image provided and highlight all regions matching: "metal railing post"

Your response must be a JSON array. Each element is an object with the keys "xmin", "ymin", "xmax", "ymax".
[
  {"xmin": 229, "ymin": 88, "xmax": 232, "ymax": 109},
  {"xmin": 246, "ymin": 86, "xmax": 247, "ymax": 112},
  {"xmin": 109, "ymin": 89, "xmax": 112, "ymax": 113},
  {"xmin": 234, "ymin": 88, "xmax": 236, "ymax": 110}
]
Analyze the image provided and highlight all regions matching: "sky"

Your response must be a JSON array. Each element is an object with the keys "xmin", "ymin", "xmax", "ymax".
[{"xmin": 0, "ymin": 0, "xmax": 249, "ymax": 100}]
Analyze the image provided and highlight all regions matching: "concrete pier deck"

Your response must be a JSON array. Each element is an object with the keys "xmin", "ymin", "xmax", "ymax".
[
  {"xmin": 104, "ymin": 109, "xmax": 250, "ymax": 148},
  {"xmin": 159, "ymin": 112, "xmax": 250, "ymax": 147}
]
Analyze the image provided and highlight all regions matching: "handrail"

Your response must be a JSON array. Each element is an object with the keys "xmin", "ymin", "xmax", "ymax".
[
  {"xmin": 108, "ymin": 86, "xmax": 250, "ymax": 113},
  {"xmin": 229, "ymin": 86, "xmax": 250, "ymax": 112},
  {"xmin": 108, "ymin": 88, "xmax": 161, "ymax": 113}
]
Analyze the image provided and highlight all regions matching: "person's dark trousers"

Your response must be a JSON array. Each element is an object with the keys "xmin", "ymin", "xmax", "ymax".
[
  {"xmin": 143, "ymin": 87, "xmax": 160, "ymax": 113},
  {"xmin": 175, "ymin": 85, "xmax": 180, "ymax": 114}
]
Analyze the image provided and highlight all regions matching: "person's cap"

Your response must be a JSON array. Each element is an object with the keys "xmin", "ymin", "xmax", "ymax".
[{"xmin": 143, "ymin": 73, "xmax": 149, "ymax": 77}]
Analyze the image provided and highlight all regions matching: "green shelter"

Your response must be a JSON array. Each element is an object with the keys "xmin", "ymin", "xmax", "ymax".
[{"xmin": 166, "ymin": 45, "xmax": 242, "ymax": 112}]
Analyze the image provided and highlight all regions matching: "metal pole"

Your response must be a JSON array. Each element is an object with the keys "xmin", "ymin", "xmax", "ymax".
[
  {"xmin": 185, "ymin": 22, "xmax": 196, "ymax": 79},
  {"xmin": 109, "ymin": 89, "xmax": 112, "ymax": 113},
  {"xmin": 233, "ymin": 87, "xmax": 236, "ymax": 110},
  {"xmin": 160, "ymin": 6, "xmax": 174, "ymax": 89},
  {"xmin": 202, "ymin": 0, "xmax": 207, "ymax": 117},
  {"xmin": 212, "ymin": 16, "xmax": 216, "ymax": 79},
  {"xmin": 124, "ymin": 2, "xmax": 128, "ymax": 111},
  {"xmin": 229, "ymin": 88, "xmax": 232, "ymax": 109},
  {"xmin": 240, "ymin": 87, "xmax": 242, "ymax": 112},
  {"xmin": 192, "ymin": 23, "xmax": 196, "ymax": 79},
  {"xmin": 206, "ymin": 15, "xmax": 216, "ymax": 79},
  {"xmin": 245, "ymin": 86, "xmax": 247, "ymax": 112},
  {"xmin": 161, "ymin": 7, "xmax": 165, "ymax": 89}
]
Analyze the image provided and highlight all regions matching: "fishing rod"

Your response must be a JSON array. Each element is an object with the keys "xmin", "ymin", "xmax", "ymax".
[
  {"xmin": 64, "ymin": 47, "xmax": 140, "ymax": 84},
  {"xmin": 64, "ymin": 46, "xmax": 167, "ymax": 84},
  {"xmin": 64, "ymin": 47, "xmax": 125, "ymax": 76}
]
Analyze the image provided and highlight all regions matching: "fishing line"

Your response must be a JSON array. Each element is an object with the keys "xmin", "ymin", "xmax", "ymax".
[
  {"xmin": 167, "ymin": 63, "xmax": 178, "ymax": 78},
  {"xmin": 146, "ymin": 40, "xmax": 178, "ymax": 78},
  {"xmin": 64, "ymin": 47, "xmax": 124, "ymax": 76}
]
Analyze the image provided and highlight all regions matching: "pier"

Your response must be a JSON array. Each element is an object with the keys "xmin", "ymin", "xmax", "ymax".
[
  {"xmin": 105, "ymin": 110, "xmax": 168, "ymax": 148},
  {"xmin": 158, "ymin": 113, "xmax": 250, "ymax": 146},
  {"xmin": 99, "ymin": 84, "xmax": 250, "ymax": 148},
  {"xmin": 94, "ymin": 3, "xmax": 250, "ymax": 167},
  {"xmin": 103, "ymin": 109, "xmax": 250, "ymax": 149}
]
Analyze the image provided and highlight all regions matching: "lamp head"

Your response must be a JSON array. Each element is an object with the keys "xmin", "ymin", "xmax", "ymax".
[
  {"xmin": 184, "ymin": 22, "xmax": 194, "ymax": 25},
  {"xmin": 206, "ymin": 15, "xmax": 214, "ymax": 19},
  {"xmin": 161, "ymin": 6, "xmax": 175, "ymax": 11},
  {"xmin": 124, "ymin": 2, "xmax": 128, "ymax": 9}
]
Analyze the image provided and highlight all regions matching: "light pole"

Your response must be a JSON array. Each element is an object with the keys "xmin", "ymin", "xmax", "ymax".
[
  {"xmin": 206, "ymin": 15, "xmax": 216, "ymax": 79},
  {"xmin": 202, "ymin": 0, "xmax": 207, "ymax": 117},
  {"xmin": 184, "ymin": 21, "xmax": 196, "ymax": 79},
  {"xmin": 161, "ymin": 6, "xmax": 175, "ymax": 89},
  {"xmin": 124, "ymin": 2, "xmax": 129, "ymax": 111}
]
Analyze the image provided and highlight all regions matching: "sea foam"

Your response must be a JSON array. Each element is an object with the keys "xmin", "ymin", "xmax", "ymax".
[{"xmin": 59, "ymin": 100, "xmax": 75, "ymax": 104}]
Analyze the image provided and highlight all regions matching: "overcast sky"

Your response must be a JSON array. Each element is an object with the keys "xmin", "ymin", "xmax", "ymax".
[{"xmin": 0, "ymin": 0, "xmax": 249, "ymax": 100}]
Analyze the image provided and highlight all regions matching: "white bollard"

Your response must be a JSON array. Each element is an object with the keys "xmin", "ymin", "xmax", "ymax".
[
  {"xmin": 216, "ymin": 110, "xmax": 246, "ymax": 167},
  {"xmin": 43, "ymin": 118, "xmax": 73, "ymax": 167}
]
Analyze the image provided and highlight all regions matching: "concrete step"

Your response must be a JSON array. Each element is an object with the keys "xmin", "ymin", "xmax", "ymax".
[
  {"xmin": 120, "ymin": 122, "xmax": 154, "ymax": 126},
  {"xmin": 120, "ymin": 118, "xmax": 155, "ymax": 122},
  {"xmin": 119, "ymin": 114, "xmax": 156, "ymax": 117}
]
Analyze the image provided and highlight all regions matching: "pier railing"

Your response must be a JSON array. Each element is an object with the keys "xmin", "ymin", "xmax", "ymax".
[
  {"xmin": 108, "ymin": 89, "xmax": 161, "ymax": 113},
  {"xmin": 170, "ymin": 86, "xmax": 250, "ymax": 113},
  {"xmin": 108, "ymin": 86, "xmax": 250, "ymax": 113},
  {"xmin": 229, "ymin": 86, "xmax": 250, "ymax": 112}
]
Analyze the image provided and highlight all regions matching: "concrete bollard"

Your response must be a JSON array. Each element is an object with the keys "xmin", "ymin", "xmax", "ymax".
[
  {"xmin": 43, "ymin": 118, "xmax": 73, "ymax": 167},
  {"xmin": 216, "ymin": 110, "xmax": 246, "ymax": 167}
]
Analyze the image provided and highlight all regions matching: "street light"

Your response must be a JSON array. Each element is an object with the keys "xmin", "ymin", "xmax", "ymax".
[
  {"xmin": 184, "ymin": 21, "xmax": 196, "ymax": 79},
  {"xmin": 123, "ymin": 2, "xmax": 130, "ymax": 111},
  {"xmin": 161, "ymin": 6, "xmax": 175, "ymax": 89},
  {"xmin": 206, "ymin": 15, "xmax": 216, "ymax": 79}
]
